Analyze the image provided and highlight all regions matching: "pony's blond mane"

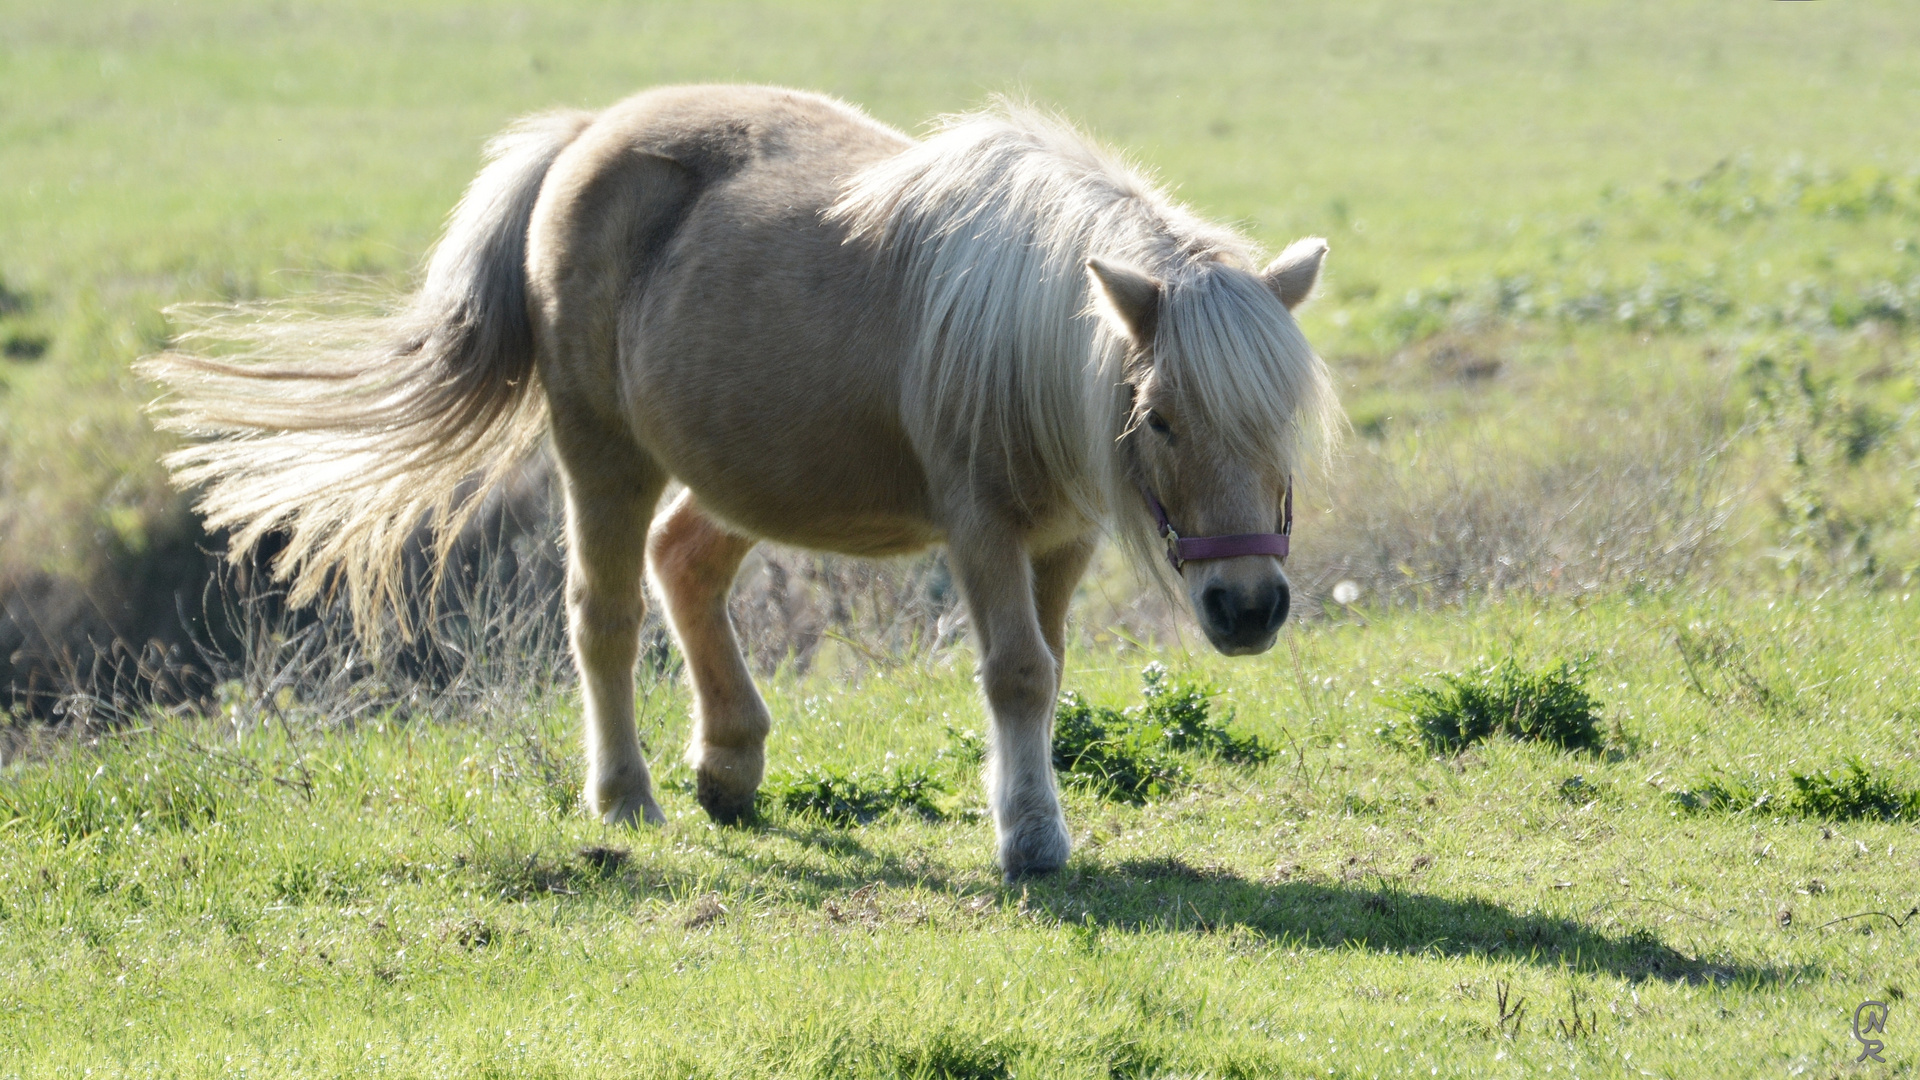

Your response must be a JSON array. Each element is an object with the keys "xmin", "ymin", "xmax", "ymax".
[{"xmin": 829, "ymin": 106, "xmax": 1338, "ymax": 571}]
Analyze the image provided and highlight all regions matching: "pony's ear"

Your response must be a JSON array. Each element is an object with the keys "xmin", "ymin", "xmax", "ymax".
[
  {"xmin": 1261, "ymin": 237, "xmax": 1328, "ymax": 310},
  {"xmin": 1086, "ymin": 257, "xmax": 1162, "ymax": 348}
]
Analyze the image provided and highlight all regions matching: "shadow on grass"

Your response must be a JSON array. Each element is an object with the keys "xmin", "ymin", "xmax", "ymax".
[
  {"xmin": 467, "ymin": 829, "xmax": 1794, "ymax": 987},
  {"xmin": 1021, "ymin": 856, "xmax": 1788, "ymax": 986}
]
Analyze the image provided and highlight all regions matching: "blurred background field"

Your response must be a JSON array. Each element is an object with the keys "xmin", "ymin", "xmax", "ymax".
[
  {"xmin": 3, "ymin": 0, "xmax": 1917, "ymax": 703},
  {"xmin": 2, "ymin": 3, "xmax": 1919, "ymax": 1076}
]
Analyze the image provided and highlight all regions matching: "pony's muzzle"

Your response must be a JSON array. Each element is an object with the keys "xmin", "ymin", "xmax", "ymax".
[{"xmin": 1195, "ymin": 567, "xmax": 1289, "ymax": 655}]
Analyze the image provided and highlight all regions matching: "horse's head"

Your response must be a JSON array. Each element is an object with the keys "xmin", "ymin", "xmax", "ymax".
[{"xmin": 1088, "ymin": 238, "xmax": 1332, "ymax": 656}]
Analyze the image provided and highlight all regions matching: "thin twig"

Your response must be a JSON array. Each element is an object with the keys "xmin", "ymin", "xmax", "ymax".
[{"xmin": 1815, "ymin": 905, "xmax": 1919, "ymax": 932}]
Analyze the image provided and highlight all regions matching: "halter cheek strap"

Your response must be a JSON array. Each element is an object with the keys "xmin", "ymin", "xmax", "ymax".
[{"xmin": 1142, "ymin": 481, "xmax": 1293, "ymax": 571}]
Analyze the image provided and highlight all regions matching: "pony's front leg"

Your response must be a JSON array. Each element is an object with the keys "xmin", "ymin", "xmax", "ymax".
[
  {"xmin": 950, "ymin": 530, "xmax": 1071, "ymax": 880},
  {"xmin": 647, "ymin": 490, "xmax": 768, "ymax": 824}
]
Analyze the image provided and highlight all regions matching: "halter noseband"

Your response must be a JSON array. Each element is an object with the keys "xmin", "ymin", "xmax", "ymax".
[{"xmin": 1142, "ymin": 481, "xmax": 1293, "ymax": 571}]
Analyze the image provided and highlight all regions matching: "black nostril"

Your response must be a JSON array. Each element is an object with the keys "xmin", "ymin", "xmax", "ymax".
[
  {"xmin": 1202, "ymin": 585, "xmax": 1237, "ymax": 635},
  {"xmin": 1204, "ymin": 582, "xmax": 1290, "ymax": 644},
  {"xmin": 1259, "ymin": 585, "xmax": 1290, "ymax": 634}
]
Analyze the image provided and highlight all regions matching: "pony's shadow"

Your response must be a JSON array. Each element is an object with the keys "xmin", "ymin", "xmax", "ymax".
[
  {"xmin": 691, "ymin": 834, "xmax": 1796, "ymax": 986},
  {"xmin": 1019, "ymin": 856, "xmax": 1792, "ymax": 986},
  {"xmin": 553, "ymin": 823, "xmax": 1804, "ymax": 987}
]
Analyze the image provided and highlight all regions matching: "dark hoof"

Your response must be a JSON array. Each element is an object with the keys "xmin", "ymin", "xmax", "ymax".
[
  {"xmin": 1002, "ymin": 861, "xmax": 1066, "ymax": 885},
  {"xmin": 997, "ymin": 815, "xmax": 1071, "ymax": 881},
  {"xmin": 696, "ymin": 769, "xmax": 759, "ymax": 825}
]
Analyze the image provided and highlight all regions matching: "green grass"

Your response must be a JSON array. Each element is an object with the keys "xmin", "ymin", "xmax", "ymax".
[{"xmin": 5, "ymin": 592, "xmax": 1919, "ymax": 1077}]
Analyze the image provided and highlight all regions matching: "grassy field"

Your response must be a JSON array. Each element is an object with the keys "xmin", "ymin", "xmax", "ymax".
[
  {"xmin": 4, "ymin": 1, "xmax": 1920, "ymax": 1076},
  {"xmin": 5, "ymin": 594, "xmax": 1919, "ymax": 1077}
]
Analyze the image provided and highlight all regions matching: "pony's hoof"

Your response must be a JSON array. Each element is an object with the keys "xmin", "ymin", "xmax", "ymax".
[
  {"xmin": 696, "ymin": 770, "xmax": 759, "ymax": 824},
  {"xmin": 588, "ymin": 769, "xmax": 665, "ymax": 827},
  {"xmin": 596, "ymin": 791, "xmax": 666, "ymax": 827},
  {"xmin": 599, "ymin": 799, "xmax": 666, "ymax": 827},
  {"xmin": 997, "ymin": 815, "xmax": 1071, "ymax": 881},
  {"xmin": 692, "ymin": 745, "xmax": 764, "ymax": 824}
]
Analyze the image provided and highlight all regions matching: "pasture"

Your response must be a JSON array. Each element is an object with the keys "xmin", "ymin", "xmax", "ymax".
[
  {"xmin": 7, "ymin": 597, "xmax": 1919, "ymax": 1076},
  {"xmin": 2, "ymin": 1, "xmax": 1918, "ymax": 1076}
]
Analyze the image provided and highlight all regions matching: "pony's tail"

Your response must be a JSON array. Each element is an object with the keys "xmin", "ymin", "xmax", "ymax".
[{"xmin": 138, "ymin": 108, "xmax": 596, "ymax": 640}]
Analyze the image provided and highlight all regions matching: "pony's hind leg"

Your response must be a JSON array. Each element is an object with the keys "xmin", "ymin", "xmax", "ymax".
[
  {"xmin": 553, "ymin": 426, "xmax": 669, "ymax": 826},
  {"xmin": 526, "ymin": 121, "xmax": 695, "ymax": 826},
  {"xmin": 647, "ymin": 490, "xmax": 767, "ymax": 823},
  {"xmin": 1034, "ymin": 536, "xmax": 1097, "ymax": 669}
]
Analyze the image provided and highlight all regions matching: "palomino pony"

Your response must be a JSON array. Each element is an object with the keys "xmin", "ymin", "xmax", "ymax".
[{"xmin": 143, "ymin": 85, "xmax": 1338, "ymax": 879}]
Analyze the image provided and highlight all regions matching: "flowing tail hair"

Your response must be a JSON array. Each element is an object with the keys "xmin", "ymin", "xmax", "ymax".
[{"xmin": 138, "ymin": 109, "xmax": 594, "ymax": 639}]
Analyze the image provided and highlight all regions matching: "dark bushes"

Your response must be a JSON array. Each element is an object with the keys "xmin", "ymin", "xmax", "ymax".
[
  {"xmin": 766, "ymin": 764, "xmax": 946, "ymax": 825},
  {"xmin": 1052, "ymin": 664, "xmax": 1272, "ymax": 802},
  {"xmin": 1384, "ymin": 655, "xmax": 1604, "ymax": 753},
  {"xmin": 1672, "ymin": 758, "xmax": 1920, "ymax": 822}
]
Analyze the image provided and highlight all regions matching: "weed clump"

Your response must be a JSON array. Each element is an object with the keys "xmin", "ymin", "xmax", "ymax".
[
  {"xmin": 781, "ymin": 667, "xmax": 1267, "ymax": 817},
  {"xmin": 1138, "ymin": 663, "xmax": 1273, "ymax": 765},
  {"xmin": 767, "ymin": 764, "xmax": 946, "ymax": 825},
  {"xmin": 1051, "ymin": 663, "xmax": 1271, "ymax": 802},
  {"xmin": 1052, "ymin": 692, "xmax": 1185, "ymax": 803},
  {"xmin": 1790, "ymin": 761, "xmax": 1920, "ymax": 820},
  {"xmin": 1383, "ymin": 655, "xmax": 1604, "ymax": 753},
  {"xmin": 1672, "ymin": 758, "xmax": 1920, "ymax": 822},
  {"xmin": 1667, "ymin": 771, "xmax": 1767, "ymax": 814}
]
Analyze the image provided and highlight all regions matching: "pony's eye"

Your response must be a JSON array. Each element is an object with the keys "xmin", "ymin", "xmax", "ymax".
[{"xmin": 1144, "ymin": 410, "xmax": 1172, "ymax": 437}]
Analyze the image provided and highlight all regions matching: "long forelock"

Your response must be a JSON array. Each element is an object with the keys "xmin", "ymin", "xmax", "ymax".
[{"xmin": 1156, "ymin": 266, "xmax": 1338, "ymax": 480}]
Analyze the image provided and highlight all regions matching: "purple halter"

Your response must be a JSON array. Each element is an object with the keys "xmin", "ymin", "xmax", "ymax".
[{"xmin": 1142, "ymin": 481, "xmax": 1293, "ymax": 571}]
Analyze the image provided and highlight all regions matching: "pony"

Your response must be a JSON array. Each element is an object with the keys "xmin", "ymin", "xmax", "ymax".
[{"xmin": 140, "ymin": 85, "xmax": 1339, "ymax": 880}]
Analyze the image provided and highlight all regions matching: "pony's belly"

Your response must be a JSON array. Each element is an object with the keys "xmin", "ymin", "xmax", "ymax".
[
  {"xmin": 676, "ymin": 475, "xmax": 942, "ymax": 557},
  {"xmin": 639, "ymin": 414, "xmax": 942, "ymax": 557},
  {"xmin": 724, "ymin": 507, "xmax": 941, "ymax": 557}
]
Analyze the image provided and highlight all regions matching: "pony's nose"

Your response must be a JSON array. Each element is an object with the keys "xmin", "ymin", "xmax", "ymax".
[{"xmin": 1200, "ymin": 580, "xmax": 1289, "ymax": 649}]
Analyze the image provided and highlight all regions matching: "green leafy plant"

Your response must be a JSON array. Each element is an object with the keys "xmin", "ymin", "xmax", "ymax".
[
  {"xmin": 1383, "ymin": 655, "xmax": 1604, "ymax": 753},
  {"xmin": 1673, "ymin": 758, "xmax": 1920, "ymax": 822},
  {"xmin": 1137, "ymin": 663, "xmax": 1274, "ymax": 765},
  {"xmin": 1789, "ymin": 760, "xmax": 1920, "ymax": 821},
  {"xmin": 1667, "ymin": 771, "xmax": 1770, "ymax": 814},
  {"xmin": 766, "ymin": 764, "xmax": 947, "ymax": 825},
  {"xmin": 1048, "ymin": 664, "xmax": 1272, "ymax": 802},
  {"xmin": 1051, "ymin": 691, "xmax": 1186, "ymax": 803}
]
